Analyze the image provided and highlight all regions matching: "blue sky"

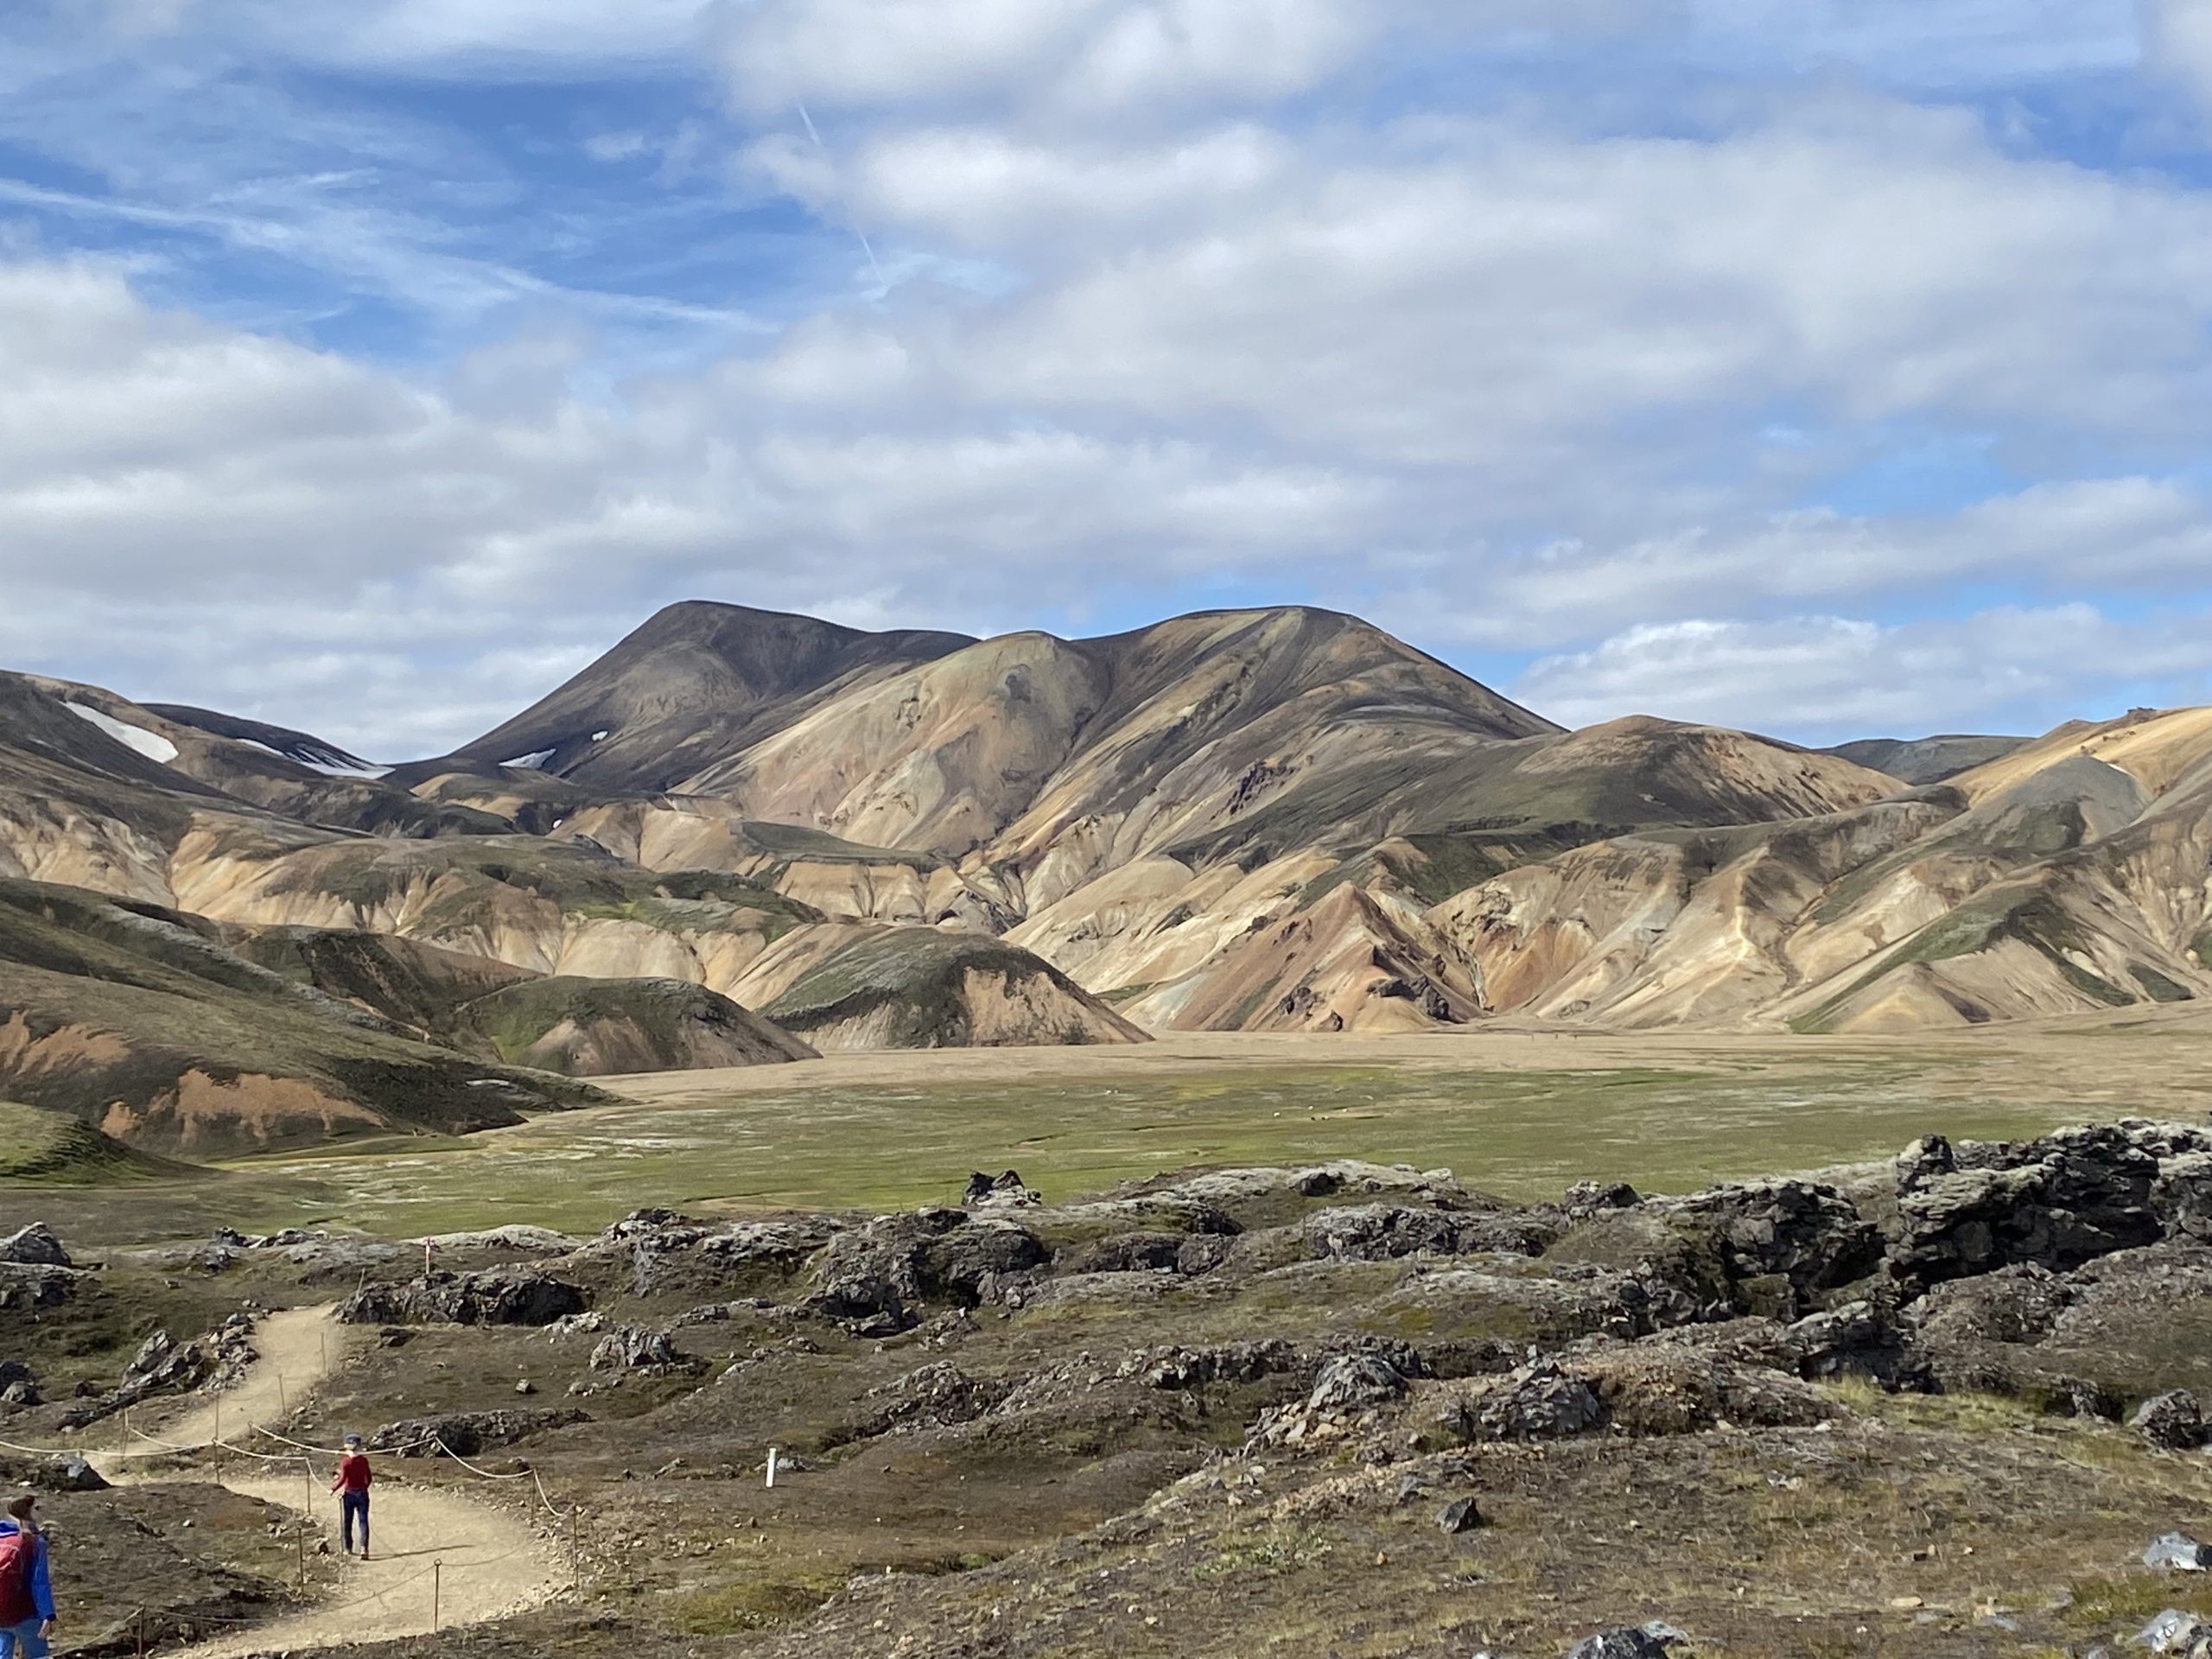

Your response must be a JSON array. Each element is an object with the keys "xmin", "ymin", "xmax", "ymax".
[{"xmin": 2, "ymin": 0, "xmax": 2210, "ymax": 756}]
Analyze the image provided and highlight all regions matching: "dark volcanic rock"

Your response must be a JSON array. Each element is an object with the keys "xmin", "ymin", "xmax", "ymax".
[
  {"xmin": 1135, "ymin": 1340, "xmax": 1300, "ymax": 1391},
  {"xmin": 58, "ymin": 1313, "xmax": 257, "ymax": 1429},
  {"xmin": 804, "ymin": 1211, "xmax": 1046, "ymax": 1329},
  {"xmin": 0, "ymin": 1263, "xmax": 78, "ymax": 1311},
  {"xmin": 1304, "ymin": 1204, "xmax": 1554, "ymax": 1262},
  {"xmin": 0, "ymin": 1359, "xmax": 38, "ymax": 1409},
  {"xmin": 338, "ymin": 1268, "xmax": 588, "ymax": 1327},
  {"xmin": 2132, "ymin": 1389, "xmax": 2208, "ymax": 1451},
  {"xmin": 1436, "ymin": 1495, "xmax": 1484, "ymax": 1535},
  {"xmin": 372, "ymin": 1408, "xmax": 589, "ymax": 1458},
  {"xmin": 1306, "ymin": 1353, "xmax": 1408, "ymax": 1414},
  {"xmin": 2157, "ymin": 1154, "xmax": 2212, "ymax": 1242},
  {"xmin": 2146, "ymin": 1532, "xmax": 2212, "ymax": 1571},
  {"xmin": 1787, "ymin": 1300, "xmax": 1933, "ymax": 1391},
  {"xmin": 0, "ymin": 1452, "xmax": 106, "ymax": 1491},
  {"xmin": 1059, "ymin": 1232, "xmax": 1186, "ymax": 1274},
  {"xmin": 1446, "ymin": 1358, "xmax": 1611, "ymax": 1444},
  {"xmin": 1562, "ymin": 1181, "xmax": 1641, "ymax": 1219},
  {"xmin": 962, "ymin": 1170, "xmax": 1040, "ymax": 1209},
  {"xmin": 1564, "ymin": 1624, "xmax": 1688, "ymax": 1659},
  {"xmin": 1890, "ymin": 1127, "xmax": 2163, "ymax": 1286},
  {"xmin": 0, "ymin": 1222, "xmax": 72, "ymax": 1266},
  {"xmin": 1664, "ymin": 1179, "xmax": 1881, "ymax": 1314},
  {"xmin": 589, "ymin": 1325, "xmax": 690, "ymax": 1372},
  {"xmin": 919, "ymin": 1219, "xmax": 1048, "ymax": 1303}
]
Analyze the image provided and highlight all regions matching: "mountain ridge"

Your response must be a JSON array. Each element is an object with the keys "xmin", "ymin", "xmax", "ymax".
[{"xmin": 3, "ymin": 597, "xmax": 2207, "ymax": 1163}]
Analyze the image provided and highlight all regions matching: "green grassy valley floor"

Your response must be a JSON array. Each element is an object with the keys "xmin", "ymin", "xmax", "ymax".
[{"xmin": 14, "ymin": 1012, "xmax": 2209, "ymax": 1244}]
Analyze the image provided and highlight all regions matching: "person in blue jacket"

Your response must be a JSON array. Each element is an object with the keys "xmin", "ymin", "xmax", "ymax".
[{"xmin": 0, "ymin": 1493, "xmax": 55, "ymax": 1658}]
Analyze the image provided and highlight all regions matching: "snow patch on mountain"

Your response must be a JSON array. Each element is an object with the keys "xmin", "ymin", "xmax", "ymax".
[{"xmin": 65, "ymin": 702, "xmax": 178, "ymax": 764}]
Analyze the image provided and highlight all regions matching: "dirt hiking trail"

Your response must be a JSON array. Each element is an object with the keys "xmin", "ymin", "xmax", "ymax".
[{"xmin": 94, "ymin": 1305, "xmax": 565, "ymax": 1656}]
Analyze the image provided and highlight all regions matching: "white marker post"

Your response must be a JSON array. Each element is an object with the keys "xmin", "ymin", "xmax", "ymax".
[{"xmin": 766, "ymin": 1446, "xmax": 779, "ymax": 1490}]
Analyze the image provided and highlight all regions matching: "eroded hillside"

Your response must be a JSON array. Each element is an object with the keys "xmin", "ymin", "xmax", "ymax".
[{"xmin": 6, "ymin": 602, "xmax": 2209, "ymax": 1078}]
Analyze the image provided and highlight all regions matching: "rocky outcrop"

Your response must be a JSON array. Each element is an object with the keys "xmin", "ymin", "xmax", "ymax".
[
  {"xmin": 1248, "ymin": 1354, "xmax": 1411, "ymax": 1449},
  {"xmin": 0, "ymin": 1359, "xmax": 38, "ymax": 1409},
  {"xmin": 58, "ymin": 1314, "xmax": 257, "ymax": 1429},
  {"xmin": 588, "ymin": 1325, "xmax": 691, "ymax": 1373},
  {"xmin": 0, "ymin": 1222, "xmax": 71, "ymax": 1266},
  {"xmin": 372, "ymin": 1408, "xmax": 589, "ymax": 1458},
  {"xmin": 804, "ymin": 1210, "xmax": 1046, "ymax": 1332},
  {"xmin": 1662, "ymin": 1179, "xmax": 1882, "ymax": 1316},
  {"xmin": 1303, "ymin": 1204, "xmax": 1555, "ymax": 1262},
  {"xmin": 2133, "ymin": 1390, "xmax": 2208, "ymax": 1451},
  {"xmin": 0, "ymin": 1264, "xmax": 77, "ymax": 1311},
  {"xmin": 1440, "ymin": 1358, "xmax": 1611, "ymax": 1444},
  {"xmin": 1889, "ymin": 1126, "xmax": 2164, "ymax": 1285},
  {"xmin": 338, "ymin": 1268, "xmax": 588, "ymax": 1328},
  {"xmin": 963, "ymin": 1170, "xmax": 1040, "ymax": 1209}
]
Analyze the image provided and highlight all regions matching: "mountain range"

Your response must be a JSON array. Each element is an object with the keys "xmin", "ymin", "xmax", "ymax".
[{"xmin": 6, "ymin": 599, "xmax": 2210, "ymax": 1157}]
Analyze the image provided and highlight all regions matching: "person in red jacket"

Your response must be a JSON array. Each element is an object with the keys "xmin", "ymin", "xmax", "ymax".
[
  {"xmin": 0, "ymin": 1494, "xmax": 55, "ymax": 1658},
  {"xmin": 330, "ymin": 1435, "xmax": 372, "ymax": 1559}
]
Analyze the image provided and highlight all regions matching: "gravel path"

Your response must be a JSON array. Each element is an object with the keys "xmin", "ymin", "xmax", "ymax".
[{"xmin": 95, "ymin": 1306, "xmax": 566, "ymax": 1655}]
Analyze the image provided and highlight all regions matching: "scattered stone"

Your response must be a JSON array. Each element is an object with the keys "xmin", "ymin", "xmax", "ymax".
[
  {"xmin": 514, "ymin": 1379, "xmax": 537, "ymax": 1396},
  {"xmin": 1563, "ymin": 1622, "xmax": 1687, "ymax": 1658},
  {"xmin": 44, "ymin": 1456, "xmax": 107, "ymax": 1492},
  {"xmin": 0, "ymin": 1360, "xmax": 38, "ymax": 1410},
  {"xmin": 1436, "ymin": 1496, "xmax": 1484, "ymax": 1535},
  {"xmin": 0, "ymin": 1223, "xmax": 71, "ymax": 1267},
  {"xmin": 1562, "ymin": 1181, "xmax": 1641, "ymax": 1218},
  {"xmin": 963, "ymin": 1170, "xmax": 1041, "ymax": 1209},
  {"xmin": 2146, "ymin": 1532, "xmax": 2212, "ymax": 1572},
  {"xmin": 2133, "ymin": 1391, "xmax": 2208, "ymax": 1452},
  {"xmin": 1459, "ymin": 1359, "xmax": 1611, "ymax": 1444},
  {"xmin": 2138, "ymin": 1609, "xmax": 2212, "ymax": 1655},
  {"xmin": 1306, "ymin": 1354, "xmax": 1408, "ymax": 1414},
  {"xmin": 0, "ymin": 1264, "xmax": 78, "ymax": 1311},
  {"xmin": 1136, "ymin": 1341, "xmax": 1299, "ymax": 1391},
  {"xmin": 588, "ymin": 1326, "xmax": 689, "ymax": 1372}
]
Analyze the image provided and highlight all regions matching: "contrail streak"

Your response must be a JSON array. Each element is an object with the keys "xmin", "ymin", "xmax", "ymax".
[{"xmin": 797, "ymin": 99, "xmax": 886, "ymax": 287}]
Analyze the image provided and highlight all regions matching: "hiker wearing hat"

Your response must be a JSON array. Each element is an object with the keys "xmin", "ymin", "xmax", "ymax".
[
  {"xmin": 0, "ymin": 1493, "xmax": 56, "ymax": 1657},
  {"xmin": 330, "ymin": 1435, "xmax": 373, "ymax": 1559}
]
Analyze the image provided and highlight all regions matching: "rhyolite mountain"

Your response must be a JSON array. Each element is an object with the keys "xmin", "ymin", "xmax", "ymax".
[{"xmin": 6, "ymin": 600, "xmax": 2212, "ymax": 1154}]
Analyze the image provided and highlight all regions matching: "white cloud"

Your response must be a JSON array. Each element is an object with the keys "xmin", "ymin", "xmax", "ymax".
[
  {"xmin": 747, "ymin": 111, "xmax": 2212, "ymax": 496},
  {"xmin": 2145, "ymin": 0, "xmax": 2212, "ymax": 105},
  {"xmin": 0, "ymin": 256, "xmax": 1392, "ymax": 749},
  {"xmin": 5, "ymin": 0, "xmax": 2212, "ymax": 760},
  {"xmin": 1687, "ymin": 0, "xmax": 2139, "ymax": 86},
  {"xmin": 738, "ymin": 123, "xmax": 1293, "ymax": 255},
  {"xmin": 1513, "ymin": 607, "xmax": 2212, "ymax": 739},
  {"xmin": 1403, "ymin": 478, "xmax": 2212, "ymax": 650},
  {"xmin": 716, "ymin": 0, "xmax": 1387, "ymax": 119},
  {"xmin": 222, "ymin": 0, "xmax": 715, "ymax": 73}
]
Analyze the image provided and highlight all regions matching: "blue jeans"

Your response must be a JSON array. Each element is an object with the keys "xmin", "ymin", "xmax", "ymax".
[
  {"xmin": 0, "ymin": 1617, "xmax": 49, "ymax": 1658},
  {"xmin": 340, "ymin": 1491, "xmax": 371, "ymax": 1554}
]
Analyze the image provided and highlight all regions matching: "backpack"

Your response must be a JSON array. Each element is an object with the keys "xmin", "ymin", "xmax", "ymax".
[{"xmin": 0, "ymin": 1527, "xmax": 36, "ymax": 1625}]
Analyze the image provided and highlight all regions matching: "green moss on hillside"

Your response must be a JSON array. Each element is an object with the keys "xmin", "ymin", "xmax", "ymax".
[{"xmin": 0, "ymin": 1100, "xmax": 183, "ymax": 1185}]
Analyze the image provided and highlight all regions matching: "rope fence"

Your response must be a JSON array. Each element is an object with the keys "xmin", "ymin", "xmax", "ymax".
[{"xmin": 6, "ymin": 1339, "xmax": 589, "ymax": 1657}]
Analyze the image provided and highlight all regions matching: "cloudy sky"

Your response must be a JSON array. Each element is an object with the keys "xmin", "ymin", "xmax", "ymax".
[{"xmin": 3, "ymin": 1, "xmax": 2211, "ymax": 757}]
